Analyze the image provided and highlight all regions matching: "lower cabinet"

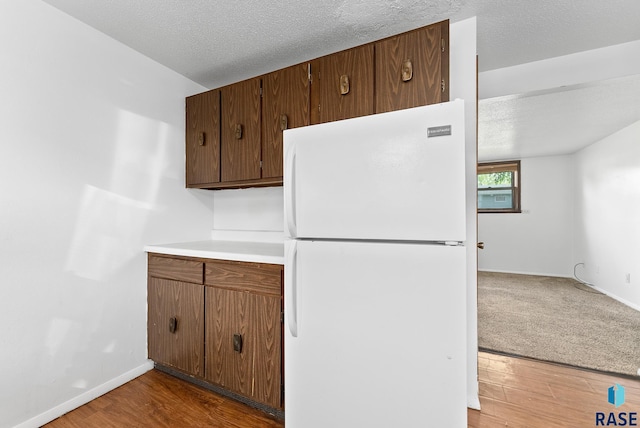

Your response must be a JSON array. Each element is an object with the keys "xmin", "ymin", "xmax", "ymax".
[
  {"xmin": 147, "ymin": 253, "xmax": 283, "ymax": 411},
  {"xmin": 148, "ymin": 277, "xmax": 205, "ymax": 376},
  {"xmin": 205, "ymin": 288, "xmax": 281, "ymax": 407}
]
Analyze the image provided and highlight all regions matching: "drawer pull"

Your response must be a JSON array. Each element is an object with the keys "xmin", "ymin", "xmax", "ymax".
[
  {"xmin": 169, "ymin": 317, "xmax": 178, "ymax": 334},
  {"xmin": 233, "ymin": 333, "xmax": 243, "ymax": 353}
]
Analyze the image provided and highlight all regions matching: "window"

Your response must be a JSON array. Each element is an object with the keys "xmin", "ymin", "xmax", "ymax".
[{"xmin": 477, "ymin": 160, "xmax": 521, "ymax": 213}]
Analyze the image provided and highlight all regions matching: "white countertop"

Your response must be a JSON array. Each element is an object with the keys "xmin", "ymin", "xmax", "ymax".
[{"xmin": 144, "ymin": 240, "xmax": 284, "ymax": 265}]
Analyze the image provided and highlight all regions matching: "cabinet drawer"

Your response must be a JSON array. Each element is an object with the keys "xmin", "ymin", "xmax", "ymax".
[
  {"xmin": 148, "ymin": 254, "xmax": 204, "ymax": 284},
  {"xmin": 205, "ymin": 260, "xmax": 282, "ymax": 295}
]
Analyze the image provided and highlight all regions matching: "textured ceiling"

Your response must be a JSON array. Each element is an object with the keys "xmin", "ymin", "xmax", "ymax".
[
  {"xmin": 478, "ymin": 74, "xmax": 640, "ymax": 162},
  {"xmin": 40, "ymin": 0, "xmax": 640, "ymax": 160},
  {"xmin": 41, "ymin": 0, "xmax": 640, "ymax": 89}
]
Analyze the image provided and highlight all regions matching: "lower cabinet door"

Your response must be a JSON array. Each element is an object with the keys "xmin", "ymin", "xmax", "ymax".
[
  {"xmin": 148, "ymin": 278, "xmax": 204, "ymax": 376},
  {"xmin": 205, "ymin": 287, "xmax": 281, "ymax": 407},
  {"xmin": 252, "ymin": 293, "xmax": 282, "ymax": 408}
]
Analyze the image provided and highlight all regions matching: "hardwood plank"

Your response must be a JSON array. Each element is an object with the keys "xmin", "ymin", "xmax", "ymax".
[
  {"xmin": 47, "ymin": 351, "xmax": 640, "ymax": 427},
  {"xmin": 44, "ymin": 370, "xmax": 282, "ymax": 428},
  {"xmin": 479, "ymin": 366, "xmax": 557, "ymax": 398},
  {"xmin": 477, "ymin": 396, "xmax": 576, "ymax": 428},
  {"xmin": 474, "ymin": 352, "xmax": 640, "ymax": 427},
  {"xmin": 478, "ymin": 381, "xmax": 506, "ymax": 401},
  {"xmin": 467, "ymin": 408, "xmax": 509, "ymax": 428}
]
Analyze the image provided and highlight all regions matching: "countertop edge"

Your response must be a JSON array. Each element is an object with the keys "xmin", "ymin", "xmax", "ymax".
[{"xmin": 144, "ymin": 243, "xmax": 285, "ymax": 266}]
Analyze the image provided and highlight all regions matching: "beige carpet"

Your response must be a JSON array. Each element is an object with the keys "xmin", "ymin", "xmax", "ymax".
[{"xmin": 478, "ymin": 271, "xmax": 640, "ymax": 377}]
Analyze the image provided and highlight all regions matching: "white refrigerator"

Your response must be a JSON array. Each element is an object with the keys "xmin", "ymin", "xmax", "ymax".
[{"xmin": 283, "ymin": 100, "xmax": 467, "ymax": 428}]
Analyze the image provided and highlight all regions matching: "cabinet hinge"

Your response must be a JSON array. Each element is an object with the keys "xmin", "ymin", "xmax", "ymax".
[
  {"xmin": 308, "ymin": 63, "xmax": 312, "ymax": 83},
  {"xmin": 441, "ymin": 38, "xmax": 446, "ymax": 53},
  {"xmin": 260, "ymin": 86, "xmax": 263, "ymax": 98},
  {"xmin": 260, "ymin": 160, "xmax": 263, "ymax": 169},
  {"xmin": 441, "ymin": 79, "xmax": 446, "ymax": 93},
  {"xmin": 281, "ymin": 311, "xmax": 284, "ymax": 323}
]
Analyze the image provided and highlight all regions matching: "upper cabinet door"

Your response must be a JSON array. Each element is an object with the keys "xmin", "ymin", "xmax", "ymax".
[
  {"xmin": 186, "ymin": 90, "xmax": 220, "ymax": 186},
  {"xmin": 311, "ymin": 44, "xmax": 374, "ymax": 124},
  {"xmin": 221, "ymin": 78, "xmax": 262, "ymax": 183},
  {"xmin": 262, "ymin": 64, "xmax": 310, "ymax": 180},
  {"xmin": 375, "ymin": 20, "xmax": 449, "ymax": 114}
]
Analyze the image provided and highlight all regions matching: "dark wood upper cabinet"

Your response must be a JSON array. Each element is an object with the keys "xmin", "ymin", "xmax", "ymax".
[
  {"xmin": 221, "ymin": 77, "xmax": 262, "ymax": 183},
  {"xmin": 310, "ymin": 44, "xmax": 374, "ymax": 124},
  {"xmin": 375, "ymin": 20, "xmax": 449, "ymax": 113},
  {"xmin": 185, "ymin": 20, "xmax": 449, "ymax": 190},
  {"xmin": 262, "ymin": 64, "xmax": 310, "ymax": 180},
  {"xmin": 186, "ymin": 90, "xmax": 220, "ymax": 186}
]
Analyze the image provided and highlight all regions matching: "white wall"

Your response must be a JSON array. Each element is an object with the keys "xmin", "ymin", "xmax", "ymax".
[
  {"xmin": 450, "ymin": 17, "xmax": 479, "ymax": 411},
  {"xmin": 478, "ymin": 155, "xmax": 574, "ymax": 277},
  {"xmin": 212, "ymin": 187, "xmax": 283, "ymax": 232},
  {"xmin": 573, "ymin": 120, "xmax": 640, "ymax": 309},
  {"xmin": 0, "ymin": 2, "xmax": 215, "ymax": 427}
]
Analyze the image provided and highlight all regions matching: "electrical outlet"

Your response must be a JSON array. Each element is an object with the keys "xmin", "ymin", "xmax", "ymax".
[{"xmin": 625, "ymin": 273, "xmax": 631, "ymax": 284}]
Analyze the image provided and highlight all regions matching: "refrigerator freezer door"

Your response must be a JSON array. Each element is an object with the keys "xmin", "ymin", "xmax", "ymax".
[
  {"xmin": 284, "ymin": 100, "xmax": 465, "ymax": 242},
  {"xmin": 284, "ymin": 239, "xmax": 467, "ymax": 428}
]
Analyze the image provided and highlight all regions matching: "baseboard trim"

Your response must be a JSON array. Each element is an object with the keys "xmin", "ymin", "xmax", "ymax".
[
  {"xmin": 590, "ymin": 285, "xmax": 640, "ymax": 312},
  {"xmin": 467, "ymin": 391, "xmax": 481, "ymax": 410},
  {"xmin": 478, "ymin": 268, "xmax": 573, "ymax": 278},
  {"xmin": 14, "ymin": 360, "xmax": 154, "ymax": 428},
  {"xmin": 479, "ymin": 269, "xmax": 640, "ymax": 312}
]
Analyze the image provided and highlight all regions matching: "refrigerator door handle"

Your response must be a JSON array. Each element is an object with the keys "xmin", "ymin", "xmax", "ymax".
[
  {"xmin": 284, "ymin": 143, "xmax": 297, "ymax": 238},
  {"xmin": 285, "ymin": 240, "xmax": 298, "ymax": 337}
]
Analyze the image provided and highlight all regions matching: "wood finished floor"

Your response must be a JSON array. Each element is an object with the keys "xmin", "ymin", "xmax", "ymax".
[
  {"xmin": 471, "ymin": 352, "xmax": 640, "ymax": 427},
  {"xmin": 45, "ymin": 352, "xmax": 640, "ymax": 427}
]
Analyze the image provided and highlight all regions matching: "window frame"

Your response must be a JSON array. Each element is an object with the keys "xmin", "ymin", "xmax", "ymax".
[{"xmin": 477, "ymin": 160, "xmax": 521, "ymax": 214}]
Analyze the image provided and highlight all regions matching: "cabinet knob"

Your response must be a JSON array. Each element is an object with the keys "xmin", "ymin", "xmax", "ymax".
[
  {"xmin": 233, "ymin": 333, "xmax": 243, "ymax": 353},
  {"xmin": 280, "ymin": 114, "xmax": 289, "ymax": 131},
  {"xmin": 339, "ymin": 74, "xmax": 350, "ymax": 95},
  {"xmin": 402, "ymin": 59, "xmax": 413, "ymax": 82},
  {"xmin": 197, "ymin": 132, "xmax": 205, "ymax": 146},
  {"xmin": 169, "ymin": 317, "xmax": 178, "ymax": 334},
  {"xmin": 235, "ymin": 124, "xmax": 243, "ymax": 140}
]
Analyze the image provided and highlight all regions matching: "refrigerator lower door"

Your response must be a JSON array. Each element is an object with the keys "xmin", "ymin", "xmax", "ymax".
[{"xmin": 285, "ymin": 239, "xmax": 467, "ymax": 428}]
